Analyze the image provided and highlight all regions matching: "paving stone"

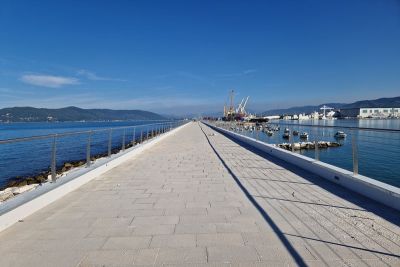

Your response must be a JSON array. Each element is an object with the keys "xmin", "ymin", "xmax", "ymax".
[
  {"xmin": 179, "ymin": 214, "xmax": 227, "ymax": 224},
  {"xmin": 175, "ymin": 223, "xmax": 217, "ymax": 234},
  {"xmin": 206, "ymin": 245, "xmax": 260, "ymax": 263},
  {"xmin": 130, "ymin": 215, "xmax": 179, "ymax": 225},
  {"xmin": 132, "ymin": 224, "xmax": 175, "ymax": 236},
  {"xmin": 132, "ymin": 248, "xmax": 159, "ymax": 265},
  {"xmin": 155, "ymin": 247, "xmax": 207, "ymax": 265},
  {"xmin": 150, "ymin": 234, "xmax": 196, "ymax": 248},
  {"xmin": 196, "ymin": 233, "xmax": 244, "ymax": 247},
  {"xmin": 79, "ymin": 250, "xmax": 135, "ymax": 266},
  {"xmin": 102, "ymin": 236, "xmax": 151, "ymax": 250}
]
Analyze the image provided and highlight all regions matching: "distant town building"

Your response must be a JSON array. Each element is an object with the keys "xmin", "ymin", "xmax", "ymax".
[{"xmin": 339, "ymin": 107, "xmax": 400, "ymax": 118}]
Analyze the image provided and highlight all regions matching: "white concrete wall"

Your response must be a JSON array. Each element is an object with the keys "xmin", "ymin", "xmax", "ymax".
[
  {"xmin": 359, "ymin": 107, "xmax": 400, "ymax": 118},
  {"xmin": 0, "ymin": 122, "xmax": 190, "ymax": 232},
  {"xmin": 205, "ymin": 122, "xmax": 400, "ymax": 212}
]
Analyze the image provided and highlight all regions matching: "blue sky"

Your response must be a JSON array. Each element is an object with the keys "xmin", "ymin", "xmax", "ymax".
[{"xmin": 1, "ymin": 0, "xmax": 399, "ymax": 115}]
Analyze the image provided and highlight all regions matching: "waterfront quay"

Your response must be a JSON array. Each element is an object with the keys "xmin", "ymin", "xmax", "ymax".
[{"xmin": 0, "ymin": 122, "xmax": 399, "ymax": 266}]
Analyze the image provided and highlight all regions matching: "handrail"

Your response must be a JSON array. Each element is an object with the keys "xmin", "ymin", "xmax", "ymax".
[
  {"xmin": 208, "ymin": 120, "xmax": 400, "ymax": 180},
  {"xmin": 0, "ymin": 120, "xmax": 187, "ymax": 184},
  {"xmin": 0, "ymin": 121, "xmax": 173, "ymax": 144},
  {"xmin": 266, "ymin": 121, "xmax": 400, "ymax": 133}
]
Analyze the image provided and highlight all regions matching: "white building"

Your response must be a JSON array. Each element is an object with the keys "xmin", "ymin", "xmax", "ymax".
[{"xmin": 359, "ymin": 107, "xmax": 400, "ymax": 118}]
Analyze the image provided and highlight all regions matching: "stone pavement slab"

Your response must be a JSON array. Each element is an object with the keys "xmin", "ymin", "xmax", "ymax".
[{"xmin": 0, "ymin": 122, "xmax": 399, "ymax": 266}]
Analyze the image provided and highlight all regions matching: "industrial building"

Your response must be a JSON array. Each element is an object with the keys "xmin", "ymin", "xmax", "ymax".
[{"xmin": 339, "ymin": 107, "xmax": 400, "ymax": 118}]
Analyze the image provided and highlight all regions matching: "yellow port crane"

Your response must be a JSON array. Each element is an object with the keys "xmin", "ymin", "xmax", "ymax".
[{"xmin": 223, "ymin": 90, "xmax": 236, "ymax": 121}]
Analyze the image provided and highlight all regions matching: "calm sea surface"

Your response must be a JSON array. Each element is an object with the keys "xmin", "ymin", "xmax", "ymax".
[
  {"xmin": 0, "ymin": 119, "xmax": 399, "ymax": 188},
  {"xmin": 238, "ymin": 119, "xmax": 400, "ymax": 188},
  {"xmin": 0, "ymin": 121, "xmax": 170, "ymax": 187}
]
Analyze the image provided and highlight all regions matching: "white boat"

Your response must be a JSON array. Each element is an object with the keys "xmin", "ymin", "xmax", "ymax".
[
  {"xmin": 334, "ymin": 131, "xmax": 347, "ymax": 138},
  {"xmin": 284, "ymin": 128, "xmax": 290, "ymax": 133},
  {"xmin": 300, "ymin": 132, "xmax": 309, "ymax": 139},
  {"xmin": 266, "ymin": 130, "xmax": 273, "ymax": 136},
  {"xmin": 283, "ymin": 132, "xmax": 290, "ymax": 139}
]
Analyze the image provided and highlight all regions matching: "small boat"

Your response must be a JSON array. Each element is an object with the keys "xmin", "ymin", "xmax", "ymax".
[
  {"xmin": 266, "ymin": 130, "xmax": 273, "ymax": 136},
  {"xmin": 334, "ymin": 131, "xmax": 347, "ymax": 138},
  {"xmin": 300, "ymin": 132, "xmax": 309, "ymax": 139},
  {"xmin": 284, "ymin": 128, "xmax": 290, "ymax": 133},
  {"xmin": 293, "ymin": 130, "xmax": 299, "ymax": 136},
  {"xmin": 283, "ymin": 132, "xmax": 290, "ymax": 139}
]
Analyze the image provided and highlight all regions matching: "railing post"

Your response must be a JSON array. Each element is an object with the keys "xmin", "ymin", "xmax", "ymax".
[
  {"xmin": 291, "ymin": 132, "xmax": 295, "ymax": 152},
  {"xmin": 315, "ymin": 138, "xmax": 319, "ymax": 161},
  {"xmin": 122, "ymin": 129, "xmax": 126, "ymax": 150},
  {"xmin": 141, "ymin": 129, "xmax": 143, "ymax": 143},
  {"xmin": 255, "ymin": 127, "xmax": 258, "ymax": 140},
  {"xmin": 147, "ymin": 126, "xmax": 149, "ymax": 140},
  {"xmin": 352, "ymin": 131, "xmax": 358, "ymax": 175},
  {"xmin": 132, "ymin": 128, "xmax": 136, "ymax": 145},
  {"xmin": 86, "ymin": 131, "xmax": 92, "ymax": 167},
  {"xmin": 108, "ymin": 129, "xmax": 112, "ymax": 157},
  {"xmin": 51, "ymin": 135, "xmax": 57, "ymax": 182}
]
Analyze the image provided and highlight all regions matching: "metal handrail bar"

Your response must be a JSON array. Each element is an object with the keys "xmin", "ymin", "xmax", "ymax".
[
  {"xmin": 267, "ymin": 121, "xmax": 400, "ymax": 133},
  {"xmin": 0, "ymin": 120, "xmax": 186, "ymax": 183},
  {"xmin": 209, "ymin": 120, "xmax": 400, "ymax": 177},
  {"xmin": 0, "ymin": 121, "xmax": 175, "ymax": 145}
]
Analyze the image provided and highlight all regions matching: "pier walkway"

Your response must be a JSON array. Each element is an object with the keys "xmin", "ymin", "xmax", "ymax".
[{"xmin": 0, "ymin": 122, "xmax": 399, "ymax": 266}]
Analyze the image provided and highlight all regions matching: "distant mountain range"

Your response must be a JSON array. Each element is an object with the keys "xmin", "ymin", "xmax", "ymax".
[
  {"xmin": 262, "ymin": 96, "xmax": 400, "ymax": 116},
  {"xmin": 0, "ymin": 106, "xmax": 165, "ymax": 122}
]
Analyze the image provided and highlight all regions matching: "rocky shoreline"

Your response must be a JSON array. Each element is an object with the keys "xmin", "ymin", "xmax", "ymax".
[{"xmin": 276, "ymin": 141, "xmax": 342, "ymax": 151}]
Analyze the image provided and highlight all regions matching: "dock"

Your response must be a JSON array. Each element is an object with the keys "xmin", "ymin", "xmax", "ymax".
[{"xmin": 0, "ymin": 122, "xmax": 399, "ymax": 266}]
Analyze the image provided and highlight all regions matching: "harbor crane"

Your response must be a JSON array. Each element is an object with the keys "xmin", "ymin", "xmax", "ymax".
[
  {"xmin": 223, "ymin": 91, "xmax": 250, "ymax": 121},
  {"xmin": 320, "ymin": 105, "xmax": 334, "ymax": 119},
  {"xmin": 236, "ymin": 96, "xmax": 249, "ymax": 115}
]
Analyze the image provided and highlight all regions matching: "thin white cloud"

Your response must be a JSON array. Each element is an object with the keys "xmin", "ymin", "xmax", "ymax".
[
  {"xmin": 217, "ymin": 69, "xmax": 257, "ymax": 78},
  {"xmin": 20, "ymin": 74, "xmax": 79, "ymax": 88},
  {"xmin": 76, "ymin": 69, "xmax": 126, "ymax": 81}
]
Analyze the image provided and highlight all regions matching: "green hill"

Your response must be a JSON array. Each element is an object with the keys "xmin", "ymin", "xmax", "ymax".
[{"xmin": 0, "ymin": 106, "xmax": 165, "ymax": 122}]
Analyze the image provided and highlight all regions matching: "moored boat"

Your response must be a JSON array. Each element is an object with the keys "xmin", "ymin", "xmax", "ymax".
[
  {"xmin": 300, "ymin": 132, "xmax": 309, "ymax": 139},
  {"xmin": 283, "ymin": 132, "xmax": 290, "ymax": 139},
  {"xmin": 334, "ymin": 131, "xmax": 347, "ymax": 138}
]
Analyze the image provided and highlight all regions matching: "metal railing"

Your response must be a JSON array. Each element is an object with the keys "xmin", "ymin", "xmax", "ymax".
[
  {"xmin": 207, "ymin": 120, "xmax": 400, "ymax": 188},
  {"xmin": 0, "ymin": 120, "xmax": 187, "ymax": 186}
]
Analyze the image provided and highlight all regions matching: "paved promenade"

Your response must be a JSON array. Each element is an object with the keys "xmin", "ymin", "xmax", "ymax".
[{"xmin": 0, "ymin": 122, "xmax": 399, "ymax": 266}]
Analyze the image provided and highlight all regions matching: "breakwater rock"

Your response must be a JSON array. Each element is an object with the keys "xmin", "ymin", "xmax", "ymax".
[
  {"xmin": 276, "ymin": 141, "xmax": 342, "ymax": 151},
  {"xmin": 0, "ymin": 184, "xmax": 39, "ymax": 202}
]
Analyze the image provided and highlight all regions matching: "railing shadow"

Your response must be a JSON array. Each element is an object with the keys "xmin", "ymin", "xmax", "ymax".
[
  {"xmin": 210, "ymin": 124, "xmax": 400, "ymax": 226},
  {"xmin": 284, "ymin": 233, "xmax": 400, "ymax": 259},
  {"xmin": 198, "ymin": 123, "xmax": 308, "ymax": 267},
  {"xmin": 252, "ymin": 195, "xmax": 367, "ymax": 212}
]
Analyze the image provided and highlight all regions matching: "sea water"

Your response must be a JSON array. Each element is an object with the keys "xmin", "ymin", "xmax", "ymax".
[
  {"xmin": 241, "ymin": 119, "xmax": 400, "ymax": 188},
  {"xmin": 0, "ymin": 120, "xmax": 169, "ymax": 187}
]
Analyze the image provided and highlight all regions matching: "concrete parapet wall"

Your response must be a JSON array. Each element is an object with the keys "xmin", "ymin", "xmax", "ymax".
[
  {"xmin": 205, "ymin": 122, "xmax": 400, "ymax": 212},
  {"xmin": 0, "ymin": 122, "xmax": 190, "ymax": 232}
]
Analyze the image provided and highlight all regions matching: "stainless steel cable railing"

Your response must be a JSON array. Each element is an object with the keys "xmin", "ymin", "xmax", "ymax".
[
  {"xmin": 0, "ymin": 120, "xmax": 187, "ymax": 188},
  {"xmin": 207, "ymin": 120, "xmax": 400, "ymax": 188}
]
